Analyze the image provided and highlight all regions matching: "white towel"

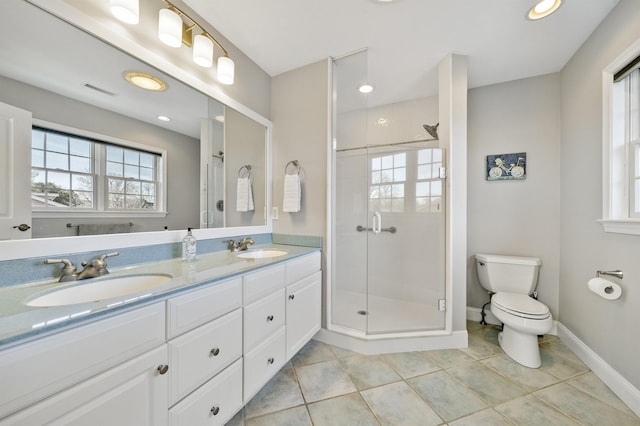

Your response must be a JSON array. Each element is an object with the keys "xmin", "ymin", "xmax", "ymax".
[
  {"xmin": 283, "ymin": 174, "xmax": 301, "ymax": 212},
  {"xmin": 236, "ymin": 177, "xmax": 254, "ymax": 212}
]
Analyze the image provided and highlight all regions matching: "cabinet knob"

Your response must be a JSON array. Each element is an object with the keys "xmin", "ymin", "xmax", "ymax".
[
  {"xmin": 157, "ymin": 364, "xmax": 169, "ymax": 375},
  {"xmin": 288, "ymin": 294, "xmax": 295, "ymax": 300},
  {"xmin": 210, "ymin": 406, "xmax": 220, "ymax": 416},
  {"xmin": 267, "ymin": 357, "xmax": 275, "ymax": 365},
  {"xmin": 267, "ymin": 315, "xmax": 274, "ymax": 322},
  {"xmin": 210, "ymin": 348, "xmax": 220, "ymax": 356}
]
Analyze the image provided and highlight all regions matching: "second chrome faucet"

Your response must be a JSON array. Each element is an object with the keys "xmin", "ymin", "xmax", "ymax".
[
  {"xmin": 44, "ymin": 252, "xmax": 119, "ymax": 282},
  {"xmin": 224, "ymin": 237, "xmax": 254, "ymax": 252}
]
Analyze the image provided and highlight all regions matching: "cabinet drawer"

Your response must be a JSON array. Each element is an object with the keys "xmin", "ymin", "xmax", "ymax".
[
  {"xmin": 285, "ymin": 251, "xmax": 321, "ymax": 285},
  {"xmin": 168, "ymin": 309, "xmax": 242, "ymax": 405},
  {"xmin": 0, "ymin": 303, "xmax": 165, "ymax": 419},
  {"xmin": 167, "ymin": 278, "xmax": 241, "ymax": 338},
  {"xmin": 169, "ymin": 358, "xmax": 243, "ymax": 426},
  {"xmin": 243, "ymin": 289, "xmax": 285, "ymax": 351},
  {"xmin": 243, "ymin": 327, "xmax": 286, "ymax": 402},
  {"xmin": 243, "ymin": 264, "xmax": 285, "ymax": 304}
]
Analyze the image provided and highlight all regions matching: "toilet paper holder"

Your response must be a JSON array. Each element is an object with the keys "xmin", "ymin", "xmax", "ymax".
[{"xmin": 596, "ymin": 270, "xmax": 623, "ymax": 279}]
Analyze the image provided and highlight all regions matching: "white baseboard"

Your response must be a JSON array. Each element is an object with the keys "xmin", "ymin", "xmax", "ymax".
[
  {"xmin": 557, "ymin": 323, "xmax": 640, "ymax": 417},
  {"xmin": 466, "ymin": 306, "xmax": 558, "ymax": 335}
]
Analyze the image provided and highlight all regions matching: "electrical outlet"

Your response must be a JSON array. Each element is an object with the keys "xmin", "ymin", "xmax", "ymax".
[{"xmin": 272, "ymin": 206, "xmax": 279, "ymax": 220}]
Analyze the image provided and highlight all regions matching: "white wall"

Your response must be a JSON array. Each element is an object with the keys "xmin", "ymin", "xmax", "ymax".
[
  {"xmin": 560, "ymin": 0, "xmax": 640, "ymax": 389},
  {"xmin": 466, "ymin": 73, "xmax": 562, "ymax": 318}
]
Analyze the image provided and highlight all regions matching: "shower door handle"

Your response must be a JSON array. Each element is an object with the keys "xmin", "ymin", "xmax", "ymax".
[{"xmin": 373, "ymin": 212, "xmax": 382, "ymax": 234}]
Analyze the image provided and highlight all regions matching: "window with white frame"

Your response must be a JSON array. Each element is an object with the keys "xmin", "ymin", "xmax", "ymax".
[
  {"xmin": 31, "ymin": 126, "xmax": 164, "ymax": 215},
  {"xmin": 416, "ymin": 148, "xmax": 443, "ymax": 212},
  {"xmin": 370, "ymin": 153, "xmax": 406, "ymax": 213}
]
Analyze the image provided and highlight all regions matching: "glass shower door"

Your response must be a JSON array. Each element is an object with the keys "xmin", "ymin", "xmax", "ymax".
[{"xmin": 366, "ymin": 144, "xmax": 446, "ymax": 334}]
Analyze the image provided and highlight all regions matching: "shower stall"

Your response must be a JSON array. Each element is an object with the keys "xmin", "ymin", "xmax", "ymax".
[{"xmin": 326, "ymin": 50, "xmax": 448, "ymax": 344}]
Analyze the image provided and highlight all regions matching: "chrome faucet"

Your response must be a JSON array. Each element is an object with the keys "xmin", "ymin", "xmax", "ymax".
[
  {"xmin": 77, "ymin": 252, "xmax": 119, "ymax": 280},
  {"xmin": 44, "ymin": 252, "xmax": 119, "ymax": 282},
  {"xmin": 224, "ymin": 237, "xmax": 254, "ymax": 252}
]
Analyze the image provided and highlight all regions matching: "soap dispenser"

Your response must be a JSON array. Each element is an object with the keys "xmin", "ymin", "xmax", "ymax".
[{"xmin": 182, "ymin": 228, "xmax": 197, "ymax": 262}]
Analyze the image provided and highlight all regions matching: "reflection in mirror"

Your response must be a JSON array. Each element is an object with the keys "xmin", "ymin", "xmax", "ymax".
[{"xmin": 0, "ymin": 0, "xmax": 268, "ymax": 240}]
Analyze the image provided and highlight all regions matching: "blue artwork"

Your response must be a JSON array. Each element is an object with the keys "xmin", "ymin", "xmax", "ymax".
[{"xmin": 486, "ymin": 152, "xmax": 526, "ymax": 181}]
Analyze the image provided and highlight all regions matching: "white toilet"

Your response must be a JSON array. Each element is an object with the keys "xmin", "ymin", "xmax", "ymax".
[{"xmin": 475, "ymin": 253, "xmax": 552, "ymax": 368}]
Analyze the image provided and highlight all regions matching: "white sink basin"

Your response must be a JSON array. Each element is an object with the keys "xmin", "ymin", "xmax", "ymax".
[
  {"xmin": 236, "ymin": 250, "xmax": 288, "ymax": 259},
  {"xmin": 26, "ymin": 274, "xmax": 173, "ymax": 307}
]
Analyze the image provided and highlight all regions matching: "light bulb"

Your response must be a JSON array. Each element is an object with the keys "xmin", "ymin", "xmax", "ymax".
[
  {"xmin": 217, "ymin": 56, "xmax": 235, "ymax": 85},
  {"xmin": 110, "ymin": 0, "xmax": 139, "ymax": 24},
  {"xmin": 193, "ymin": 34, "xmax": 214, "ymax": 68},
  {"xmin": 158, "ymin": 8, "xmax": 183, "ymax": 48}
]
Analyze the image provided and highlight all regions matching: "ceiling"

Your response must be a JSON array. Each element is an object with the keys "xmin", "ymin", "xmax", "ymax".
[{"xmin": 185, "ymin": 0, "xmax": 620, "ymax": 107}]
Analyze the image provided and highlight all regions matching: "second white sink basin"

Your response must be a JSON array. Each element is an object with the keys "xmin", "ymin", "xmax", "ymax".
[
  {"xmin": 236, "ymin": 250, "xmax": 288, "ymax": 259},
  {"xmin": 26, "ymin": 274, "xmax": 173, "ymax": 307}
]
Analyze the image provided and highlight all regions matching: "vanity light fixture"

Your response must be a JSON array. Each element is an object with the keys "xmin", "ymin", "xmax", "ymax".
[
  {"xmin": 527, "ymin": 0, "xmax": 562, "ymax": 20},
  {"xmin": 124, "ymin": 71, "xmax": 167, "ymax": 91},
  {"xmin": 358, "ymin": 83, "xmax": 375, "ymax": 94},
  {"xmin": 110, "ymin": 0, "xmax": 139, "ymax": 25},
  {"xmin": 157, "ymin": 0, "xmax": 235, "ymax": 85}
]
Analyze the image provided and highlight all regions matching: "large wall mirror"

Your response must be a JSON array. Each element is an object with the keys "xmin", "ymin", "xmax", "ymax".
[{"xmin": 0, "ymin": 0, "xmax": 272, "ymax": 260}]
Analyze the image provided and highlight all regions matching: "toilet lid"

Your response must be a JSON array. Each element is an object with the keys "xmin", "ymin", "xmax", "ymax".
[{"xmin": 492, "ymin": 292, "xmax": 550, "ymax": 319}]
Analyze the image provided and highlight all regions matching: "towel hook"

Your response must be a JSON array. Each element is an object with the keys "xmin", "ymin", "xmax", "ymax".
[
  {"xmin": 238, "ymin": 165, "xmax": 252, "ymax": 178},
  {"xmin": 285, "ymin": 160, "xmax": 300, "ymax": 175}
]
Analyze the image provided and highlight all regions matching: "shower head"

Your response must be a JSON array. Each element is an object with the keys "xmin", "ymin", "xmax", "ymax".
[{"xmin": 423, "ymin": 123, "xmax": 439, "ymax": 140}]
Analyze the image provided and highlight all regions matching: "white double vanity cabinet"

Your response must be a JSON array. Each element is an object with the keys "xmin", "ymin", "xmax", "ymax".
[{"xmin": 0, "ymin": 250, "xmax": 321, "ymax": 425}]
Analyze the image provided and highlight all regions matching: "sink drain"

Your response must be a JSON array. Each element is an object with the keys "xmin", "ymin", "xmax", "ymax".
[{"xmin": 357, "ymin": 310, "xmax": 368, "ymax": 316}]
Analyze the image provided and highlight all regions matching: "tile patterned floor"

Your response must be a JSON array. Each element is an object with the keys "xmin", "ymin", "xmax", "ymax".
[{"xmin": 227, "ymin": 321, "xmax": 640, "ymax": 425}]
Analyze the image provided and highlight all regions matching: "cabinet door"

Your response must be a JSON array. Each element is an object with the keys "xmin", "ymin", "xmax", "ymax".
[
  {"xmin": 0, "ymin": 346, "xmax": 168, "ymax": 426},
  {"xmin": 286, "ymin": 271, "xmax": 322, "ymax": 361}
]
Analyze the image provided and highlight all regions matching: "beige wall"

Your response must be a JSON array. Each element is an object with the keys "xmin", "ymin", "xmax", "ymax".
[
  {"xmin": 560, "ymin": 0, "xmax": 640, "ymax": 389},
  {"xmin": 271, "ymin": 60, "xmax": 329, "ymax": 239},
  {"xmin": 466, "ymin": 73, "xmax": 562, "ymax": 318}
]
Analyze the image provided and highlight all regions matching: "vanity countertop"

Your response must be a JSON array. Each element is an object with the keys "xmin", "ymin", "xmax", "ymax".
[{"xmin": 0, "ymin": 244, "xmax": 320, "ymax": 349}]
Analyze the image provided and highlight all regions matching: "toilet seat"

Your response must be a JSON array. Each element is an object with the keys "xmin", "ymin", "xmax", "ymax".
[{"xmin": 492, "ymin": 292, "xmax": 550, "ymax": 319}]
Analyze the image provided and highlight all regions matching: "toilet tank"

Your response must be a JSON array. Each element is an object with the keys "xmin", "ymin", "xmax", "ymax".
[{"xmin": 475, "ymin": 253, "xmax": 541, "ymax": 294}]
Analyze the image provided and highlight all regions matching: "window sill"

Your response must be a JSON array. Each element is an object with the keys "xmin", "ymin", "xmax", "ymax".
[{"xmin": 598, "ymin": 219, "xmax": 640, "ymax": 235}]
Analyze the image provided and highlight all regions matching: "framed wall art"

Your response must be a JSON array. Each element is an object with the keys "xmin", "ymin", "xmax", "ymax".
[{"xmin": 486, "ymin": 152, "xmax": 526, "ymax": 181}]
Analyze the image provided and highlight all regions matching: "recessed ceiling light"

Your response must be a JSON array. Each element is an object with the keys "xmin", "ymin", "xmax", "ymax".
[
  {"xmin": 124, "ymin": 71, "xmax": 167, "ymax": 91},
  {"xmin": 156, "ymin": 115, "xmax": 171, "ymax": 122},
  {"xmin": 527, "ymin": 0, "xmax": 562, "ymax": 20},
  {"xmin": 358, "ymin": 83, "xmax": 375, "ymax": 94}
]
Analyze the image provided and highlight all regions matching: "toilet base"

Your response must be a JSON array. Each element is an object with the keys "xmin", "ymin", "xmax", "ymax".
[{"xmin": 498, "ymin": 326, "xmax": 542, "ymax": 368}]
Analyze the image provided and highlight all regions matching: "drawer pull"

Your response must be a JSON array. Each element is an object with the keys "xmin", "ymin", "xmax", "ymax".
[
  {"xmin": 267, "ymin": 315, "xmax": 274, "ymax": 322},
  {"xmin": 288, "ymin": 294, "xmax": 295, "ymax": 300},
  {"xmin": 267, "ymin": 357, "xmax": 275, "ymax": 365},
  {"xmin": 210, "ymin": 406, "xmax": 220, "ymax": 416},
  {"xmin": 210, "ymin": 347, "xmax": 220, "ymax": 356},
  {"xmin": 157, "ymin": 364, "xmax": 169, "ymax": 375}
]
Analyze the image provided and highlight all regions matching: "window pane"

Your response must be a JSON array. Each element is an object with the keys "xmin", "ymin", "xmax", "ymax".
[
  {"xmin": 371, "ymin": 157, "xmax": 381, "ymax": 170},
  {"xmin": 124, "ymin": 150, "xmax": 139, "ymax": 165},
  {"xmin": 48, "ymin": 171, "xmax": 70, "ymax": 189},
  {"xmin": 416, "ymin": 197, "xmax": 429, "ymax": 212},
  {"xmin": 371, "ymin": 170, "xmax": 381, "ymax": 184},
  {"xmin": 106, "ymin": 161, "xmax": 123, "ymax": 177},
  {"xmin": 432, "ymin": 181, "xmax": 442, "ymax": 196},
  {"xmin": 418, "ymin": 149, "xmax": 431, "ymax": 164},
  {"xmin": 381, "ymin": 170, "xmax": 393, "ymax": 183},
  {"xmin": 394, "ymin": 153, "xmax": 406, "ymax": 167},
  {"xmin": 124, "ymin": 164, "xmax": 139, "ymax": 179},
  {"xmin": 70, "ymin": 155, "xmax": 91, "ymax": 173},
  {"xmin": 73, "ymin": 191, "xmax": 93, "ymax": 208},
  {"xmin": 141, "ymin": 182, "xmax": 155, "ymax": 196},
  {"xmin": 70, "ymin": 138, "xmax": 91, "ymax": 157},
  {"xmin": 140, "ymin": 167, "xmax": 154, "ymax": 181},
  {"xmin": 418, "ymin": 164, "xmax": 431, "ymax": 180},
  {"xmin": 32, "ymin": 149, "xmax": 44, "ymax": 168},
  {"xmin": 140, "ymin": 153, "xmax": 155, "ymax": 168},
  {"xmin": 126, "ymin": 180, "xmax": 141, "ymax": 195},
  {"xmin": 432, "ymin": 162, "xmax": 441, "ymax": 178},
  {"xmin": 379, "ymin": 198, "xmax": 391, "ymax": 212},
  {"xmin": 108, "ymin": 193, "xmax": 124, "ymax": 209},
  {"xmin": 370, "ymin": 185, "xmax": 380, "ymax": 199},
  {"xmin": 416, "ymin": 182, "xmax": 429, "ymax": 197},
  {"xmin": 108, "ymin": 178, "xmax": 125, "ymax": 193},
  {"xmin": 33, "ymin": 130, "xmax": 45, "ymax": 149},
  {"xmin": 391, "ymin": 184, "xmax": 404, "ymax": 197},
  {"xmin": 433, "ymin": 149, "xmax": 442, "ymax": 162},
  {"xmin": 46, "ymin": 152, "xmax": 68, "ymax": 170},
  {"xmin": 46, "ymin": 133, "xmax": 68, "ymax": 153},
  {"xmin": 125, "ymin": 195, "xmax": 142, "ymax": 209},
  {"xmin": 394, "ymin": 167, "xmax": 406, "ymax": 182},
  {"xmin": 72, "ymin": 174, "xmax": 92, "ymax": 191},
  {"xmin": 381, "ymin": 155, "xmax": 393, "ymax": 169},
  {"xmin": 106, "ymin": 146, "xmax": 123, "ymax": 162},
  {"xmin": 140, "ymin": 197, "xmax": 155, "ymax": 209},
  {"xmin": 380, "ymin": 184, "xmax": 392, "ymax": 198}
]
